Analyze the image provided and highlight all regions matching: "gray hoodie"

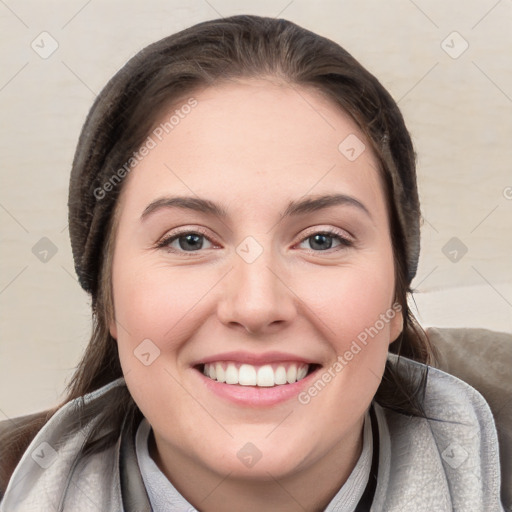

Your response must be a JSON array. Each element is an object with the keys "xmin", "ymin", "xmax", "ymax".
[{"xmin": 0, "ymin": 354, "xmax": 505, "ymax": 511}]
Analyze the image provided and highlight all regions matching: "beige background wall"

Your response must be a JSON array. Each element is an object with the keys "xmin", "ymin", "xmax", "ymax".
[{"xmin": 1, "ymin": 0, "xmax": 511, "ymax": 418}]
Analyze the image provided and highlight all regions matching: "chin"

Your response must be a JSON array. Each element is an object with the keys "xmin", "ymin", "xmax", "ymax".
[{"xmin": 197, "ymin": 440, "xmax": 313, "ymax": 481}]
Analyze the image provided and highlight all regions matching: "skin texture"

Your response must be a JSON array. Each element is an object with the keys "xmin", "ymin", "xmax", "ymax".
[{"xmin": 109, "ymin": 78, "xmax": 403, "ymax": 512}]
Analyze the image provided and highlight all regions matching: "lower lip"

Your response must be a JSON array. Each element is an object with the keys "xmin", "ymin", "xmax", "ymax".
[{"xmin": 194, "ymin": 366, "xmax": 321, "ymax": 407}]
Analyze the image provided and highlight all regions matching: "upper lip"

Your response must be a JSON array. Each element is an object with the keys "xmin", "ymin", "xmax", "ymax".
[{"xmin": 191, "ymin": 351, "xmax": 320, "ymax": 367}]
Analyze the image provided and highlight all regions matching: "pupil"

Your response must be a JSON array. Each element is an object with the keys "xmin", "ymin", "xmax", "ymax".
[
  {"xmin": 310, "ymin": 234, "xmax": 332, "ymax": 251},
  {"xmin": 180, "ymin": 234, "xmax": 202, "ymax": 251}
]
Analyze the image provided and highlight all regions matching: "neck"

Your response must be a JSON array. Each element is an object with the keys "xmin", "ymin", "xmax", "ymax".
[{"xmin": 149, "ymin": 415, "xmax": 365, "ymax": 512}]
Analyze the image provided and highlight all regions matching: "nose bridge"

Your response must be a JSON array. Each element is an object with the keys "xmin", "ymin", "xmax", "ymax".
[
  {"xmin": 235, "ymin": 234, "xmax": 281, "ymax": 299},
  {"xmin": 218, "ymin": 234, "xmax": 294, "ymax": 333}
]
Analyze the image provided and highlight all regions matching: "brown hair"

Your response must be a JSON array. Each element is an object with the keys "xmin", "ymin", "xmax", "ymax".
[{"xmin": 0, "ymin": 14, "xmax": 437, "ymax": 493}]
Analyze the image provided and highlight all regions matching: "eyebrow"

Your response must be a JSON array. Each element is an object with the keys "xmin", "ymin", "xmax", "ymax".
[{"xmin": 140, "ymin": 193, "xmax": 372, "ymax": 222}]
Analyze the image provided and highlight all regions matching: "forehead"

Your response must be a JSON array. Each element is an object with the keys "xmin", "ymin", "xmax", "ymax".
[{"xmin": 116, "ymin": 78, "xmax": 386, "ymax": 220}]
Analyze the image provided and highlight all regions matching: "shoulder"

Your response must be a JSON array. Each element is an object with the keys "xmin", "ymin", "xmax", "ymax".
[
  {"xmin": 389, "ymin": 351, "xmax": 501, "ymax": 444},
  {"xmin": 0, "ymin": 377, "xmax": 128, "ymax": 509},
  {"xmin": 426, "ymin": 326, "xmax": 512, "ymax": 512},
  {"xmin": 377, "ymin": 353, "xmax": 505, "ymax": 511},
  {"xmin": 0, "ymin": 410, "xmax": 53, "ymax": 501}
]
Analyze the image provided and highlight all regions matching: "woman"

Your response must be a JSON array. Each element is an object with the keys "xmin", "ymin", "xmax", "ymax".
[{"xmin": 0, "ymin": 14, "xmax": 505, "ymax": 512}]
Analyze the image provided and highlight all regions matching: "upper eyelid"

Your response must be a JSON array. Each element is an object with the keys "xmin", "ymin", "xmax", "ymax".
[
  {"xmin": 299, "ymin": 225, "xmax": 354, "ymax": 241},
  {"xmin": 158, "ymin": 226, "xmax": 353, "ymax": 249},
  {"xmin": 158, "ymin": 227, "xmax": 216, "ymax": 246}
]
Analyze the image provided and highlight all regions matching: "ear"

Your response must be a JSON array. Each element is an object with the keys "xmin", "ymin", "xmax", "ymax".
[{"xmin": 388, "ymin": 301, "xmax": 404, "ymax": 345}]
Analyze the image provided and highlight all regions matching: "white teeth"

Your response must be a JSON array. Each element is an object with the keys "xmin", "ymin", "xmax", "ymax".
[
  {"xmin": 297, "ymin": 366, "xmax": 308, "ymax": 380},
  {"xmin": 202, "ymin": 362, "xmax": 311, "ymax": 387},
  {"xmin": 215, "ymin": 362, "xmax": 226, "ymax": 383},
  {"xmin": 274, "ymin": 365, "xmax": 287, "ymax": 385},
  {"xmin": 239, "ymin": 364, "xmax": 257, "ymax": 385},
  {"xmin": 286, "ymin": 365, "xmax": 297, "ymax": 384},
  {"xmin": 257, "ymin": 365, "xmax": 274, "ymax": 387},
  {"xmin": 225, "ymin": 363, "xmax": 238, "ymax": 384}
]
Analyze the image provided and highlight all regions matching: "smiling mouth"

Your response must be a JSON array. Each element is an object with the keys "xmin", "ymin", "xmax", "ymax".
[{"xmin": 195, "ymin": 362, "xmax": 321, "ymax": 387}]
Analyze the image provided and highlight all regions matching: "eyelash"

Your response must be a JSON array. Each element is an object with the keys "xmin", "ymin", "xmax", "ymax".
[{"xmin": 155, "ymin": 227, "xmax": 354, "ymax": 255}]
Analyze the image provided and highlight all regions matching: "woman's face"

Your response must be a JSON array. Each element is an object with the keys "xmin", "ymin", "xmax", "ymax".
[{"xmin": 110, "ymin": 78, "xmax": 402, "ymax": 482}]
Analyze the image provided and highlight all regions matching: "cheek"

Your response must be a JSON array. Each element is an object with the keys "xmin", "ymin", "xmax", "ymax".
[
  {"xmin": 303, "ymin": 255, "xmax": 396, "ymax": 338},
  {"xmin": 111, "ymin": 260, "xmax": 204, "ymax": 421},
  {"xmin": 298, "ymin": 253, "xmax": 396, "ymax": 388},
  {"xmin": 112, "ymin": 257, "xmax": 217, "ymax": 356}
]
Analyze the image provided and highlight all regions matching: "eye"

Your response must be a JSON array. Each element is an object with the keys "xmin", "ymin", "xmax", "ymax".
[
  {"xmin": 156, "ymin": 229, "xmax": 216, "ymax": 253},
  {"xmin": 155, "ymin": 227, "xmax": 354, "ymax": 255},
  {"xmin": 297, "ymin": 229, "xmax": 354, "ymax": 252}
]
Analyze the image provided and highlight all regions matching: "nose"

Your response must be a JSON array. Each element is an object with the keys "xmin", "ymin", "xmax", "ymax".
[{"xmin": 217, "ymin": 245, "xmax": 296, "ymax": 335}]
